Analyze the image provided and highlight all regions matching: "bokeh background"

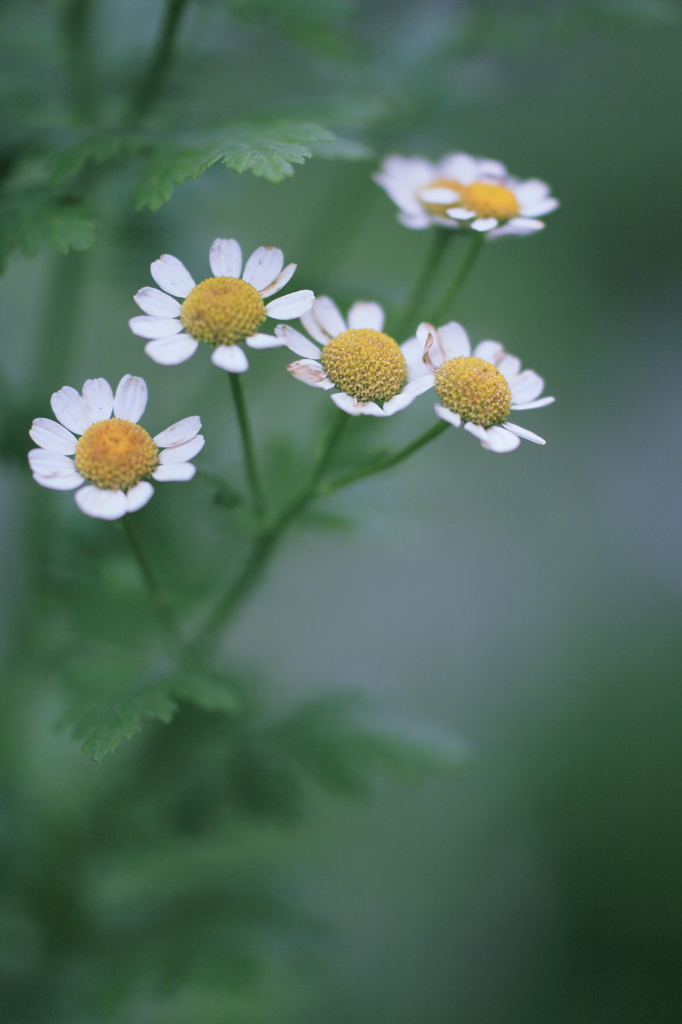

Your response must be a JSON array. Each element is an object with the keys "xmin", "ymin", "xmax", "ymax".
[{"xmin": 1, "ymin": 1, "xmax": 681, "ymax": 1022}]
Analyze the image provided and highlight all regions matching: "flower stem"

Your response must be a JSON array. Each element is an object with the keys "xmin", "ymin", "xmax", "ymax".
[
  {"xmin": 63, "ymin": 0, "xmax": 97, "ymax": 125},
  {"xmin": 186, "ymin": 410, "xmax": 348, "ymax": 659},
  {"xmin": 124, "ymin": 0, "xmax": 189, "ymax": 125},
  {"xmin": 394, "ymin": 228, "xmax": 455, "ymax": 339},
  {"xmin": 427, "ymin": 231, "xmax": 485, "ymax": 326},
  {"xmin": 229, "ymin": 371, "xmax": 266, "ymax": 519},
  {"xmin": 121, "ymin": 516, "xmax": 177, "ymax": 653},
  {"xmin": 318, "ymin": 420, "xmax": 449, "ymax": 496}
]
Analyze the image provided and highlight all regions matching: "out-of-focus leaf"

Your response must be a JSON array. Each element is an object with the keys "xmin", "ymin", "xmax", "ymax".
[
  {"xmin": 0, "ymin": 191, "xmax": 96, "ymax": 271},
  {"xmin": 46, "ymin": 132, "xmax": 150, "ymax": 185},
  {"xmin": 270, "ymin": 693, "xmax": 471, "ymax": 798},
  {"xmin": 62, "ymin": 661, "xmax": 178, "ymax": 763},
  {"xmin": 132, "ymin": 121, "xmax": 338, "ymax": 210},
  {"xmin": 171, "ymin": 671, "xmax": 242, "ymax": 714},
  {"xmin": 221, "ymin": 0, "xmax": 357, "ymax": 54}
]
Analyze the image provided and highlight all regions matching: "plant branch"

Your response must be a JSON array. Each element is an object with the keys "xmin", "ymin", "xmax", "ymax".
[
  {"xmin": 229, "ymin": 371, "xmax": 266, "ymax": 519},
  {"xmin": 124, "ymin": 0, "xmax": 190, "ymax": 125},
  {"xmin": 393, "ymin": 228, "xmax": 455, "ymax": 339},
  {"xmin": 427, "ymin": 231, "xmax": 485, "ymax": 326},
  {"xmin": 121, "ymin": 516, "xmax": 177, "ymax": 654}
]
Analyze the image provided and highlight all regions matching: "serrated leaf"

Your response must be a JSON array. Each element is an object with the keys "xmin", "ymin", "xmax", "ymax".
[
  {"xmin": 0, "ymin": 192, "xmax": 97, "ymax": 272},
  {"xmin": 132, "ymin": 122, "xmax": 337, "ymax": 210},
  {"xmin": 60, "ymin": 655, "xmax": 178, "ymax": 762},
  {"xmin": 271, "ymin": 693, "xmax": 470, "ymax": 798},
  {"xmin": 46, "ymin": 133, "xmax": 150, "ymax": 186}
]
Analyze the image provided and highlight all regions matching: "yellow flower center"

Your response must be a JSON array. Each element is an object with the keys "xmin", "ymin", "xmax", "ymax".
[
  {"xmin": 320, "ymin": 329, "xmax": 407, "ymax": 403},
  {"xmin": 435, "ymin": 356, "xmax": 512, "ymax": 428},
  {"xmin": 181, "ymin": 277, "xmax": 266, "ymax": 345},
  {"xmin": 74, "ymin": 419, "xmax": 158, "ymax": 491},
  {"xmin": 460, "ymin": 182, "xmax": 520, "ymax": 221},
  {"xmin": 419, "ymin": 177, "xmax": 465, "ymax": 216}
]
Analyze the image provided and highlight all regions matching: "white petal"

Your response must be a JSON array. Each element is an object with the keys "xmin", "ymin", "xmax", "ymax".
[
  {"xmin": 29, "ymin": 418, "xmax": 77, "ymax": 455},
  {"xmin": 210, "ymin": 345, "xmax": 248, "ymax": 373},
  {"xmin": 133, "ymin": 287, "xmax": 182, "ymax": 318},
  {"xmin": 259, "ymin": 262, "xmax": 297, "ymax": 298},
  {"xmin": 470, "ymin": 218, "xmax": 499, "ymax": 232},
  {"xmin": 245, "ymin": 332, "xmax": 283, "ymax": 349},
  {"xmin": 33, "ymin": 472, "xmax": 84, "ymax": 491},
  {"xmin": 145, "ymin": 334, "xmax": 199, "ymax": 366},
  {"xmin": 347, "ymin": 301, "xmax": 385, "ymax": 331},
  {"xmin": 287, "ymin": 359, "xmax": 333, "ymax": 389},
  {"xmin": 418, "ymin": 322, "xmax": 444, "ymax": 369},
  {"xmin": 299, "ymin": 308, "xmax": 329, "ymax": 346},
  {"xmin": 243, "ymin": 245, "xmax": 284, "ymax": 291},
  {"xmin": 358, "ymin": 401, "xmax": 389, "ymax": 417},
  {"xmin": 488, "ymin": 218, "xmax": 544, "ymax": 239},
  {"xmin": 209, "ymin": 238, "xmax": 242, "ymax": 278},
  {"xmin": 397, "ymin": 211, "xmax": 433, "ymax": 229},
  {"xmin": 152, "ymin": 462, "xmax": 197, "ymax": 482},
  {"xmin": 467, "ymin": 423, "xmax": 520, "ymax": 453},
  {"xmin": 150, "ymin": 254, "xmax": 195, "ymax": 298},
  {"xmin": 473, "ymin": 340, "xmax": 504, "ymax": 364},
  {"xmin": 114, "ymin": 375, "xmax": 147, "ymax": 423},
  {"xmin": 512, "ymin": 396, "xmax": 555, "ymax": 411},
  {"xmin": 154, "ymin": 416, "xmax": 201, "ymax": 447},
  {"xmin": 438, "ymin": 322, "xmax": 471, "ymax": 360},
  {"xmin": 401, "ymin": 338, "xmax": 432, "ymax": 380},
  {"xmin": 437, "ymin": 152, "xmax": 479, "ymax": 184},
  {"xmin": 28, "ymin": 448, "xmax": 78, "ymax": 476},
  {"xmin": 520, "ymin": 196, "xmax": 559, "ymax": 218},
  {"xmin": 434, "ymin": 403, "xmax": 461, "ymax": 428},
  {"xmin": 497, "ymin": 354, "xmax": 521, "ymax": 382},
  {"xmin": 446, "ymin": 207, "xmax": 476, "ymax": 221},
  {"xmin": 128, "ymin": 315, "xmax": 183, "ymax": 339},
  {"xmin": 331, "ymin": 391, "xmax": 373, "ymax": 416},
  {"xmin": 312, "ymin": 296, "xmax": 346, "ymax": 338},
  {"xmin": 158, "ymin": 434, "xmax": 205, "ymax": 464},
  {"xmin": 513, "ymin": 178, "xmax": 550, "ymax": 205},
  {"xmin": 265, "ymin": 290, "xmax": 315, "ymax": 321},
  {"xmin": 51, "ymin": 386, "xmax": 91, "ymax": 435},
  {"xmin": 503, "ymin": 422, "xmax": 546, "ymax": 445},
  {"xmin": 275, "ymin": 324, "xmax": 321, "ymax": 359},
  {"xmin": 474, "ymin": 158, "xmax": 508, "ymax": 179},
  {"xmin": 382, "ymin": 374, "xmax": 435, "ymax": 415},
  {"xmin": 510, "ymin": 369, "xmax": 545, "ymax": 404},
  {"xmin": 126, "ymin": 481, "xmax": 154, "ymax": 512},
  {"xmin": 75, "ymin": 486, "xmax": 129, "ymax": 520},
  {"xmin": 82, "ymin": 378, "xmax": 114, "ymax": 423},
  {"xmin": 418, "ymin": 186, "xmax": 461, "ymax": 204},
  {"xmin": 373, "ymin": 156, "xmax": 436, "ymax": 215}
]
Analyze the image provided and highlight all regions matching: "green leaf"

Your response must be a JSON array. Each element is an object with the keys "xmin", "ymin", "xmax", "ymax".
[
  {"xmin": 271, "ymin": 693, "xmax": 470, "ymax": 798},
  {"xmin": 0, "ymin": 192, "xmax": 97, "ymax": 272},
  {"xmin": 46, "ymin": 132, "xmax": 150, "ymax": 186},
  {"xmin": 132, "ymin": 121, "xmax": 337, "ymax": 210},
  {"xmin": 170, "ymin": 671, "xmax": 241, "ymax": 714},
  {"xmin": 62, "ymin": 662, "xmax": 178, "ymax": 763}
]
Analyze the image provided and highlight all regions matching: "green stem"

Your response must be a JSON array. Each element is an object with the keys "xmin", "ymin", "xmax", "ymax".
[
  {"xmin": 427, "ymin": 231, "xmax": 485, "ymax": 326},
  {"xmin": 124, "ymin": 0, "xmax": 190, "ymax": 125},
  {"xmin": 394, "ymin": 228, "xmax": 455, "ymax": 339},
  {"xmin": 63, "ymin": 0, "xmax": 97, "ymax": 125},
  {"xmin": 121, "ymin": 516, "xmax": 177, "ymax": 653},
  {"xmin": 186, "ymin": 410, "xmax": 348, "ymax": 659},
  {"xmin": 318, "ymin": 420, "xmax": 449, "ymax": 496},
  {"xmin": 229, "ymin": 371, "xmax": 266, "ymax": 519}
]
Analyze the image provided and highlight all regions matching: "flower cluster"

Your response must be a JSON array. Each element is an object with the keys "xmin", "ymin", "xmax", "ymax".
[{"xmin": 29, "ymin": 150, "xmax": 557, "ymax": 519}]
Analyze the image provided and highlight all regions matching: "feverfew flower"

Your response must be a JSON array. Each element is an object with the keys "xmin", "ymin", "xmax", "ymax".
[
  {"xmin": 413, "ymin": 322, "xmax": 555, "ymax": 453},
  {"xmin": 276, "ymin": 297, "xmax": 434, "ymax": 416},
  {"xmin": 129, "ymin": 239, "xmax": 315, "ymax": 373},
  {"xmin": 28, "ymin": 375, "xmax": 204, "ymax": 519},
  {"xmin": 374, "ymin": 153, "xmax": 559, "ymax": 237}
]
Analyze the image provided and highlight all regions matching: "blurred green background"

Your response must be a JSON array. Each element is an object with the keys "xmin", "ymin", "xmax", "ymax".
[{"xmin": 1, "ymin": 1, "xmax": 681, "ymax": 1022}]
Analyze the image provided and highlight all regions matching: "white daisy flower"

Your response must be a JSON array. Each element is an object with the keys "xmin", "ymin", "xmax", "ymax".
[
  {"xmin": 374, "ymin": 152, "xmax": 559, "ymax": 237},
  {"xmin": 129, "ymin": 238, "xmax": 315, "ymax": 373},
  {"xmin": 275, "ymin": 296, "xmax": 435, "ymax": 417},
  {"xmin": 28, "ymin": 375, "xmax": 205, "ymax": 519},
  {"xmin": 410, "ymin": 321, "xmax": 555, "ymax": 453}
]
